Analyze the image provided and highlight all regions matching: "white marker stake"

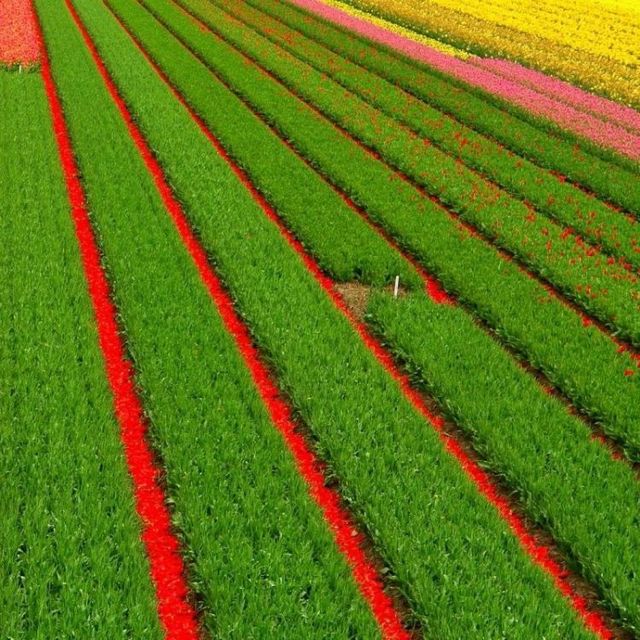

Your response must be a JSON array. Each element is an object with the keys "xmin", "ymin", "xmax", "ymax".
[{"xmin": 393, "ymin": 275, "xmax": 400, "ymax": 298}]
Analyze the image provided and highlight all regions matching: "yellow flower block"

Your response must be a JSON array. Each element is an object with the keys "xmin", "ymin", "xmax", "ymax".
[{"xmin": 343, "ymin": 0, "xmax": 640, "ymax": 107}]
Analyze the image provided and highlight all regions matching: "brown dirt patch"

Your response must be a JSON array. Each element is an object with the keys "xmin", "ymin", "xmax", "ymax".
[{"xmin": 335, "ymin": 282, "xmax": 372, "ymax": 321}]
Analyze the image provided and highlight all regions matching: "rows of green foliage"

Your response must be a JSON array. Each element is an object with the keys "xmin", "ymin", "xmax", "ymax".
[
  {"xmin": 257, "ymin": 0, "xmax": 640, "ymax": 205},
  {"xmin": 220, "ymin": 0, "xmax": 640, "ymax": 272},
  {"xmin": 66, "ymin": 0, "xmax": 599, "ymax": 636},
  {"xmin": 0, "ymin": 70, "xmax": 162, "ymax": 637},
  {"xmin": 109, "ymin": 5, "xmax": 422, "ymax": 292},
  {"xmin": 139, "ymin": 0, "xmax": 640, "ymax": 462},
  {"xmin": 369, "ymin": 292, "xmax": 640, "ymax": 633},
  {"xmin": 174, "ymin": 0, "xmax": 640, "ymax": 345},
  {"xmin": 36, "ymin": 1, "xmax": 387, "ymax": 636},
  {"xmin": 103, "ymin": 0, "xmax": 640, "ymax": 631}
]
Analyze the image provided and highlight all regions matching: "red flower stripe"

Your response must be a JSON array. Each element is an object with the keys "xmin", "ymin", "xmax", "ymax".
[
  {"xmin": 1, "ymin": 0, "xmax": 40, "ymax": 66},
  {"xmin": 31, "ymin": 2, "xmax": 200, "ymax": 638}
]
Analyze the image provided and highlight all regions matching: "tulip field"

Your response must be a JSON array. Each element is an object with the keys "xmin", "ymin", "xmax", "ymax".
[{"xmin": 2, "ymin": 0, "xmax": 639, "ymax": 637}]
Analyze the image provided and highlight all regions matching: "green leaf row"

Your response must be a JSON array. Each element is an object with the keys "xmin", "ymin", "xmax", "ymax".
[
  {"xmin": 63, "ymin": 0, "xmax": 600, "ymax": 635},
  {"xmin": 369, "ymin": 291, "xmax": 640, "ymax": 633},
  {"xmin": 0, "ymin": 70, "xmax": 161, "ymax": 638},
  {"xmin": 35, "ymin": 1, "xmax": 385, "ymax": 636}
]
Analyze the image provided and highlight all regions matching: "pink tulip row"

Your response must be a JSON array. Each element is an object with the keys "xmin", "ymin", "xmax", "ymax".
[
  {"xmin": 0, "ymin": 0, "xmax": 40, "ymax": 67},
  {"xmin": 471, "ymin": 58, "xmax": 640, "ymax": 136},
  {"xmin": 288, "ymin": 0, "xmax": 640, "ymax": 161}
]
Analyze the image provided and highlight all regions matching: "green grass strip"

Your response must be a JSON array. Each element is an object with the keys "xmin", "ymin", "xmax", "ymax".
[
  {"xmin": 67, "ymin": 0, "xmax": 602, "ymax": 636},
  {"xmin": 35, "ymin": 1, "xmax": 387, "ymax": 636},
  {"xmin": 256, "ymin": 0, "xmax": 640, "ymax": 199},
  {"xmin": 137, "ymin": 0, "xmax": 640, "ymax": 461},
  {"xmin": 368, "ymin": 290, "xmax": 640, "ymax": 633},
  {"xmin": 175, "ymin": 0, "xmax": 640, "ymax": 345},
  {"xmin": 0, "ymin": 70, "xmax": 161, "ymax": 638},
  {"xmin": 161, "ymin": 2, "xmax": 418, "ymax": 289},
  {"xmin": 220, "ymin": 0, "xmax": 640, "ymax": 271}
]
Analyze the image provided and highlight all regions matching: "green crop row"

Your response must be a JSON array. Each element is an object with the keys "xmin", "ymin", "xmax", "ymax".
[
  {"xmin": 369, "ymin": 291, "xmax": 640, "ymax": 633},
  {"xmin": 128, "ymin": 6, "xmax": 420, "ymax": 290},
  {"xmin": 220, "ymin": 0, "xmax": 640, "ymax": 272},
  {"xmin": 62, "ymin": 0, "xmax": 600, "ymax": 636},
  {"xmin": 258, "ymin": 0, "xmax": 640, "ymax": 206},
  {"xmin": 106, "ymin": 2, "xmax": 424, "ymax": 294},
  {"xmin": 36, "ymin": 1, "xmax": 388, "ymax": 636},
  {"xmin": 90, "ymin": 1, "xmax": 640, "ymax": 631},
  {"xmin": 174, "ymin": 0, "xmax": 640, "ymax": 345},
  {"xmin": 138, "ymin": 0, "xmax": 640, "ymax": 460},
  {"xmin": 0, "ymin": 70, "xmax": 161, "ymax": 637}
]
